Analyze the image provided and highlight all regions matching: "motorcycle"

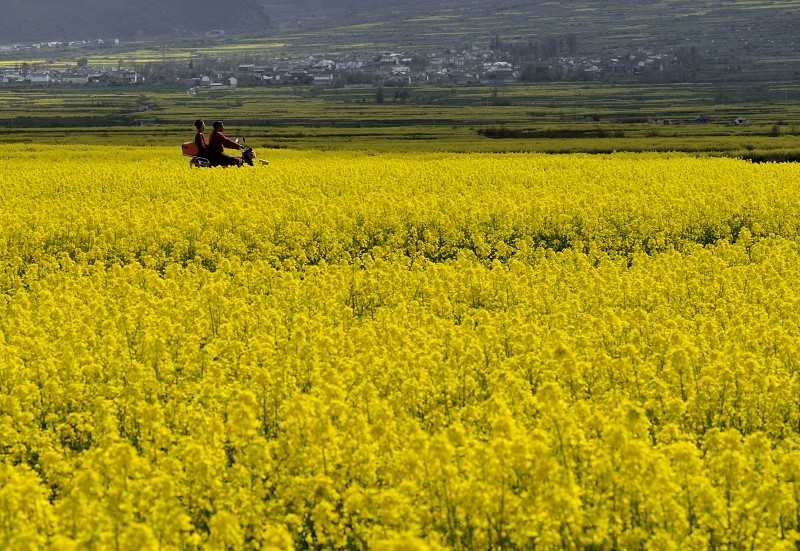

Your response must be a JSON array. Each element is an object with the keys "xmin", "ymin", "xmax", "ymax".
[{"xmin": 181, "ymin": 138, "xmax": 268, "ymax": 168}]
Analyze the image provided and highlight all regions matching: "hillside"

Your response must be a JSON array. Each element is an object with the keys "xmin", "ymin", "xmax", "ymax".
[
  {"xmin": 259, "ymin": 0, "xmax": 800, "ymax": 61},
  {"xmin": 0, "ymin": 0, "xmax": 271, "ymax": 42},
  {"xmin": 3, "ymin": 0, "xmax": 800, "ymax": 80},
  {"xmin": 255, "ymin": 0, "xmax": 800, "ymax": 81}
]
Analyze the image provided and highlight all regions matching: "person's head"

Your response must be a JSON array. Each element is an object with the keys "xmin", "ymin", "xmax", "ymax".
[
  {"xmin": 213, "ymin": 120, "xmax": 224, "ymax": 131},
  {"xmin": 194, "ymin": 119, "xmax": 204, "ymax": 131}
]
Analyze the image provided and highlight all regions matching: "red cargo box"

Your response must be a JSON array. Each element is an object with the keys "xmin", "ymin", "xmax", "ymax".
[{"xmin": 182, "ymin": 142, "xmax": 199, "ymax": 156}]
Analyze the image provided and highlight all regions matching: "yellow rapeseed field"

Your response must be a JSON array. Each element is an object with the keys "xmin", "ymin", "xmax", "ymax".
[{"xmin": 2, "ymin": 144, "xmax": 800, "ymax": 549}]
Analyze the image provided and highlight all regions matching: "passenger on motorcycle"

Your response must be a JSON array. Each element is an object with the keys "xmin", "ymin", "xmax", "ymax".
[
  {"xmin": 194, "ymin": 119, "xmax": 208, "ymax": 158},
  {"xmin": 207, "ymin": 120, "xmax": 243, "ymax": 167}
]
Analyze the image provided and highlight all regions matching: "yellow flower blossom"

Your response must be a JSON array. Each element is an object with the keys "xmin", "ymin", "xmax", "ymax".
[{"xmin": 1, "ymin": 144, "xmax": 800, "ymax": 548}]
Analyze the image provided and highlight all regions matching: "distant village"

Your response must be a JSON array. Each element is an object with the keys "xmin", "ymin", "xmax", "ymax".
[
  {"xmin": 229, "ymin": 49, "xmax": 673, "ymax": 88},
  {"xmin": 0, "ymin": 38, "xmax": 677, "ymax": 89}
]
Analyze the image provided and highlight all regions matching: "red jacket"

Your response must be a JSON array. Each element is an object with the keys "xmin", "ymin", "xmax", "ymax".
[
  {"xmin": 208, "ymin": 130, "xmax": 240, "ymax": 154},
  {"xmin": 194, "ymin": 132, "xmax": 207, "ymax": 153}
]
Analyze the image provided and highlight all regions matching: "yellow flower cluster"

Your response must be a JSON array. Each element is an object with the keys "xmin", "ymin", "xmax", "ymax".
[{"xmin": 2, "ymin": 145, "xmax": 800, "ymax": 549}]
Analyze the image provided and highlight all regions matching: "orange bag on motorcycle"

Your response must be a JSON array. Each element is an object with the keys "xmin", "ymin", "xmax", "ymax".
[{"xmin": 182, "ymin": 141, "xmax": 199, "ymax": 156}]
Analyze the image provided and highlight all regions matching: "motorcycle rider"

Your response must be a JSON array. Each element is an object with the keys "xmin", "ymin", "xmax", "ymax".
[{"xmin": 207, "ymin": 120, "xmax": 243, "ymax": 167}]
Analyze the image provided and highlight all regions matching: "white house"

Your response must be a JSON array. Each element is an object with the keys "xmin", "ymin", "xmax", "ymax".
[
  {"xmin": 314, "ymin": 59, "xmax": 335, "ymax": 70},
  {"xmin": 336, "ymin": 60, "xmax": 364, "ymax": 70},
  {"xmin": 228, "ymin": 77, "xmax": 238, "ymax": 88},
  {"xmin": 112, "ymin": 70, "xmax": 139, "ymax": 84},
  {"xmin": 313, "ymin": 73, "xmax": 335, "ymax": 84},
  {"xmin": 29, "ymin": 72, "xmax": 51, "ymax": 85},
  {"xmin": 61, "ymin": 73, "xmax": 89, "ymax": 84}
]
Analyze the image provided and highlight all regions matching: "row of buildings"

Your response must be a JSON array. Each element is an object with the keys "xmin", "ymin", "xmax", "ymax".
[
  {"xmin": 0, "ymin": 69, "xmax": 140, "ymax": 86},
  {"xmin": 231, "ymin": 49, "xmax": 673, "ymax": 87},
  {"xmin": 230, "ymin": 54, "xmax": 516, "ymax": 87},
  {"xmin": 0, "ymin": 48, "xmax": 674, "ymax": 88}
]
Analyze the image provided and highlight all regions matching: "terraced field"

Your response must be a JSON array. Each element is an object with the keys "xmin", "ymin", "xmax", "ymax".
[{"xmin": 2, "ymin": 83, "xmax": 799, "ymax": 159}]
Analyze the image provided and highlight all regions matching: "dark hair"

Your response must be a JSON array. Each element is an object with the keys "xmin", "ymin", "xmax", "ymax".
[
  {"xmin": 213, "ymin": 120, "xmax": 223, "ymax": 130},
  {"xmin": 194, "ymin": 119, "xmax": 204, "ymax": 130}
]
